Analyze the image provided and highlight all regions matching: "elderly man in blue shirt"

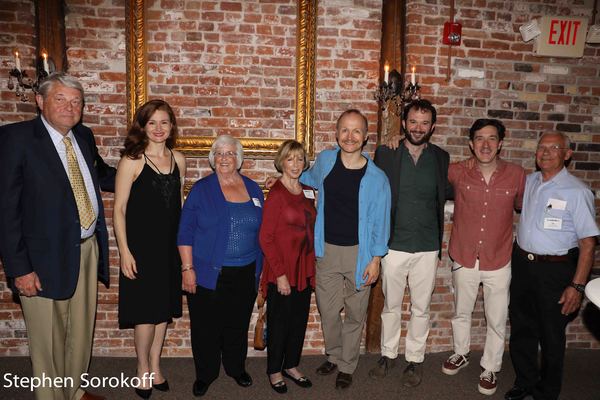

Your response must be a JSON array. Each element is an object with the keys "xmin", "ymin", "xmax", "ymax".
[
  {"xmin": 300, "ymin": 109, "xmax": 391, "ymax": 390},
  {"xmin": 506, "ymin": 132, "xmax": 599, "ymax": 400}
]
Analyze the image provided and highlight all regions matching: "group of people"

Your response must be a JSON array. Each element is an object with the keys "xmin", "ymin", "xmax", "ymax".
[{"xmin": 0, "ymin": 72, "xmax": 597, "ymax": 400}]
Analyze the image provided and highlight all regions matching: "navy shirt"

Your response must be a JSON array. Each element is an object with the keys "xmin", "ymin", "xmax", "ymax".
[{"xmin": 323, "ymin": 152, "xmax": 367, "ymax": 246}]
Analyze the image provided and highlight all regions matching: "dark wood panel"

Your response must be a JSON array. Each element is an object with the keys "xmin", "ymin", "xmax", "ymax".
[
  {"xmin": 36, "ymin": 0, "xmax": 66, "ymax": 72},
  {"xmin": 368, "ymin": 0, "xmax": 405, "ymax": 353}
]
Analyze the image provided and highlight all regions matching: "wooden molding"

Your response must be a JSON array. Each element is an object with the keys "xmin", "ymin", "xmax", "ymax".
[{"xmin": 125, "ymin": 0, "xmax": 147, "ymax": 127}]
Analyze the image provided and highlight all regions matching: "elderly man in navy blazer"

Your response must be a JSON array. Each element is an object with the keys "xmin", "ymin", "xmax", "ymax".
[{"xmin": 0, "ymin": 73, "xmax": 112, "ymax": 400}]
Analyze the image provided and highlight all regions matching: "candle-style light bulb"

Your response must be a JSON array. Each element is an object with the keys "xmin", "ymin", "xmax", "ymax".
[
  {"xmin": 42, "ymin": 52, "xmax": 49, "ymax": 74},
  {"xmin": 411, "ymin": 66, "xmax": 416, "ymax": 85},
  {"xmin": 14, "ymin": 50, "xmax": 21, "ymax": 71},
  {"xmin": 384, "ymin": 63, "xmax": 390, "ymax": 84}
]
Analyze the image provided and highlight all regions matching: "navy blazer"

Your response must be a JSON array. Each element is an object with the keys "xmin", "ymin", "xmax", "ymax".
[
  {"xmin": 374, "ymin": 139, "xmax": 452, "ymax": 258},
  {"xmin": 0, "ymin": 117, "xmax": 110, "ymax": 299}
]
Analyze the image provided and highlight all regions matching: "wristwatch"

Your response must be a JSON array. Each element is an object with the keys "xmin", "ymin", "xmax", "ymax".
[{"xmin": 569, "ymin": 282, "xmax": 585, "ymax": 293}]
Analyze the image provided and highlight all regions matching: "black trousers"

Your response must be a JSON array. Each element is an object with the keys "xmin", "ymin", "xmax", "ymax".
[
  {"xmin": 187, "ymin": 263, "xmax": 257, "ymax": 384},
  {"xmin": 509, "ymin": 245, "xmax": 578, "ymax": 400},
  {"xmin": 266, "ymin": 283, "xmax": 312, "ymax": 374}
]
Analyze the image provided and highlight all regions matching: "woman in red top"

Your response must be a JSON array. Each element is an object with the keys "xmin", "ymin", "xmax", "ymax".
[{"xmin": 259, "ymin": 140, "xmax": 316, "ymax": 394}]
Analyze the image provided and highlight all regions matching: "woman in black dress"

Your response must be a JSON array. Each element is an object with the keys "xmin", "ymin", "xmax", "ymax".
[{"xmin": 114, "ymin": 100, "xmax": 186, "ymax": 398}]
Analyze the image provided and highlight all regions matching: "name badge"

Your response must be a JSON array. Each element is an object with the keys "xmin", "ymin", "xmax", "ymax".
[
  {"xmin": 252, "ymin": 198, "xmax": 262, "ymax": 208},
  {"xmin": 547, "ymin": 198, "xmax": 567, "ymax": 210},
  {"xmin": 544, "ymin": 217, "xmax": 562, "ymax": 230},
  {"xmin": 303, "ymin": 189, "xmax": 315, "ymax": 199}
]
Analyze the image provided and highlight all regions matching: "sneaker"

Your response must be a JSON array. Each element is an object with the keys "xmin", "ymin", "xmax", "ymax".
[
  {"xmin": 442, "ymin": 353, "xmax": 470, "ymax": 375},
  {"xmin": 368, "ymin": 356, "xmax": 396, "ymax": 379},
  {"xmin": 478, "ymin": 369, "xmax": 497, "ymax": 396},
  {"xmin": 401, "ymin": 362, "xmax": 422, "ymax": 387}
]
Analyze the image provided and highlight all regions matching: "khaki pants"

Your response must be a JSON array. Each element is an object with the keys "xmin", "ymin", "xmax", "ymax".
[
  {"xmin": 380, "ymin": 249, "xmax": 438, "ymax": 363},
  {"xmin": 451, "ymin": 260, "xmax": 511, "ymax": 372},
  {"xmin": 20, "ymin": 236, "xmax": 99, "ymax": 400},
  {"xmin": 316, "ymin": 243, "xmax": 370, "ymax": 374}
]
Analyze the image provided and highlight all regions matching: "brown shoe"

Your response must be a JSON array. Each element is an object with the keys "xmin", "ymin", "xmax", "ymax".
[
  {"xmin": 369, "ymin": 356, "xmax": 396, "ymax": 379},
  {"xmin": 335, "ymin": 372, "xmax": 352, "ymax": 390},
  {"xmin": 401, "ymin": 362, "xmax": 422, "ymax": 387},
  {"xmin": 478, "ymin": 369, "xmax": 497, "ymax": 395},
  {"xmin": 316, "ymin": 361, "xmax": 337, "ymax": 375},
  {"xmin": 81, "ymin": 392, "xmax": 106, "ymax": 400}
]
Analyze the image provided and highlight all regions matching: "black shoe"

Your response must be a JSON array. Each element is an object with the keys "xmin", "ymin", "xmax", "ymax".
[
  {"xmin": 369, "ymin": 356, "xmax": 397, "ymax": 379},
  {"xmin": 402, "ymin": 361, "xmax": 423, "ymax": 388},
  {"xmin": 270, "ymin": 380, "xmax": 288, "ymax": 394},
  {"xmin": 335, "ymin": 372, "xmax": 352, "ymax": 390},
  {"xmin": 192, "ymin": 380, "xmax": 209, "ymax": 397},
  {"xmin": 152, "ymin": 380, "xmax": 169, "ymax": 392},
  {"xmin": 282, "ymin": 370, "xmax": 312, "ymax": 388},
  {"xmin": 234, "ymin": 371, "xmax": 253, "ymax": 387},
  {"xmin": 134, "ymin": 387, "xmax": 152, "ymax": 399},
  {"xmin": 316, "ymin": 361, "xmax": 337, "ymax": 375},
  {"xmin": 505, "ymin": 386, "xmax": 530, "ymax": 400}
]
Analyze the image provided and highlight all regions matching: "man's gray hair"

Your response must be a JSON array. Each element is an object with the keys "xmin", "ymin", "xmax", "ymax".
[
  {"xmin": 37, "ymin": 72, "xmax": 84, "ymax": 99},
  {"xmin": 539, "ymin": 131, "xmax": 572, "ymax": 150},
  {"xmin": 208, "ymin": 135, "xmax": 244, "ymax": 170}
]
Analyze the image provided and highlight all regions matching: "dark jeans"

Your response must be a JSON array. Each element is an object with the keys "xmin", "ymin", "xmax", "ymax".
[
  {"xmin": 187, "ymin": 263, "xmax": 257, "ymax": 384},
  {"xmin": 509, "ymin": 245, "xmax": 578, "ymax": 400},
  {"xmin": 266, "ymin": 283, "xmax": 311, "ymax": 374}
]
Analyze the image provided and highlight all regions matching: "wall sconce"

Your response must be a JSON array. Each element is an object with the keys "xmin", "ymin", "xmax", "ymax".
[
  {"xmin": 7, "ymin": 49, "xmax": 54, "ymax": 102},
  {"xmin": 374, "ymin": 63, "xmax": 421, "ymax": 116}
]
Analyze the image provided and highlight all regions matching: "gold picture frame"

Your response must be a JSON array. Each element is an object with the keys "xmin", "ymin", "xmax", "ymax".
[{"xmin": 126, "ymin": 0, "xmax": 317, "ymax": 158}]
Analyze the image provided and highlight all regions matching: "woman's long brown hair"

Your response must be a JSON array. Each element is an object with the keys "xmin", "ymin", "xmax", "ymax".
[{"xmin": 121, "ymin": 99, "xmax": 178, "ymax": 159}]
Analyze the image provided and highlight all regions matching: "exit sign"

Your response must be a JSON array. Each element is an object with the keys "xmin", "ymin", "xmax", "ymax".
[{"xmin": 535, "ymin": 16, "xmax": 588, "ymax": 58}]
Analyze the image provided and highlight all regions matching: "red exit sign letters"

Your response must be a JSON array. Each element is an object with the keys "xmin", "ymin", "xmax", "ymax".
[
  {"xmin": 535, "ymin": 16, "xmax": 588, "ymax": 58},
  {"xmin": 548, "ymin": 19, "xmax": 581, "ymax": 45}
]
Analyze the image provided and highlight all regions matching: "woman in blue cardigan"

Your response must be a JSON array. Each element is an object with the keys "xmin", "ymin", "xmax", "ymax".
[{"xmin": 178, "ymin": 135, "xmax": 264, "ymax": 397}]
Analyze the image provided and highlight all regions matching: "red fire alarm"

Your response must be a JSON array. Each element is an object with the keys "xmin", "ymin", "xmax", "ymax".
[{"xmin": 443, "ymin": 22, "xmax": 462, "ymax": 45}]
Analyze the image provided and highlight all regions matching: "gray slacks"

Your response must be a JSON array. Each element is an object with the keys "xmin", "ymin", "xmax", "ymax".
[{"xmin": 316, "ymin": 243, "xmax": 370, "ymax": 374}]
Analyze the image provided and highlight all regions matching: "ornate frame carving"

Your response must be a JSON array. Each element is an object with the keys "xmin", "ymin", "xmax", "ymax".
[{"xmin": 126, "ymin": 0, "xmax": 317, "ymax": 157}]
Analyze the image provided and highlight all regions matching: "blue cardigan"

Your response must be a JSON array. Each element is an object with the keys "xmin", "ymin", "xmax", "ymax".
[
  {"xmin": 300, "ymin": 148, "xmax": 391, "ymax": 289},
  {"xmin": 177, "ymin": 173, "xmax": 264, "ymax": 290}
]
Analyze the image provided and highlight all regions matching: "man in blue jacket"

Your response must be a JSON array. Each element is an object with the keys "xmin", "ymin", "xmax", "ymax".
[{"xmin": 300, "ymin": 109, "xmax": 391, "ymax": 390}]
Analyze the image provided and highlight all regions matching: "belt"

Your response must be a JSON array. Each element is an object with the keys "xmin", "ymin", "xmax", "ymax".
[
  {"xmin": 516, "ymin": 245, "xmax": 570, "ymax": 263},
  {"xmin": 80, "ymin": 233, "xmax": 95, "ymax": 243}
]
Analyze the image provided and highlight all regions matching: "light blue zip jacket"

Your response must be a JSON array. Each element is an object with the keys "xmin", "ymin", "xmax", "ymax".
[{"xmin": 300, "ymin": 148, "xmax": 391, "ymax": 289}]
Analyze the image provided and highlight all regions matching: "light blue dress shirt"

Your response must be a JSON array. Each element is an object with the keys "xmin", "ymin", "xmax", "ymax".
[
  {"xmin": 517, "ymin": 168, "xmax": 599, "ymax": 255},
  {"xmin": 42, "ymin": 116, "xmax": 99, "ymax": 238}
]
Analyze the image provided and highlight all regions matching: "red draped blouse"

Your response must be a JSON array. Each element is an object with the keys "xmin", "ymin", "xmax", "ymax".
[{"xmin": 259, "ymin": 179, "xmax": 316, "ymax": 293}]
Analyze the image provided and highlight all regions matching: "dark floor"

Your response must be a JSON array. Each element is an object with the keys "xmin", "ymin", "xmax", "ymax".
[{"xmin": 1, "ymin": 350, "xmax": 598, "ymax": 399}]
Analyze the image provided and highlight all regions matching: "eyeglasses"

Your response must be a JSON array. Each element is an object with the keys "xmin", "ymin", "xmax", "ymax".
[
  {"xmin": 215, "ymin": 151, "xmax": 236, "ymax": 158},
  {"xmin": 536, "ymin": 145, "xmax": 567, "ymax": 153},
  {"xmin": 53, "ymin": 95, "xmax": 83, "ymax": 108}
]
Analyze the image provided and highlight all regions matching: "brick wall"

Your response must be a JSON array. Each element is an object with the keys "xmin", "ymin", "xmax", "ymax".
[{"xmin": 0, "ymin": 0, "xmax": 598, "ymax": 358}]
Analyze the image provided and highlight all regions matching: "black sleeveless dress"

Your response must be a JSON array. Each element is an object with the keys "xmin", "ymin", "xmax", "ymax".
[{"xmin": 118, "ymin": 152, "xmax": 182, "ymax": 328}]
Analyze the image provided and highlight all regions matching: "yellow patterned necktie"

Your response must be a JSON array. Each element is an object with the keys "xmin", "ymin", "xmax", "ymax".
[{"xmin": 63, "ymin": 137, "xmax": 96, "ymax": 229}]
